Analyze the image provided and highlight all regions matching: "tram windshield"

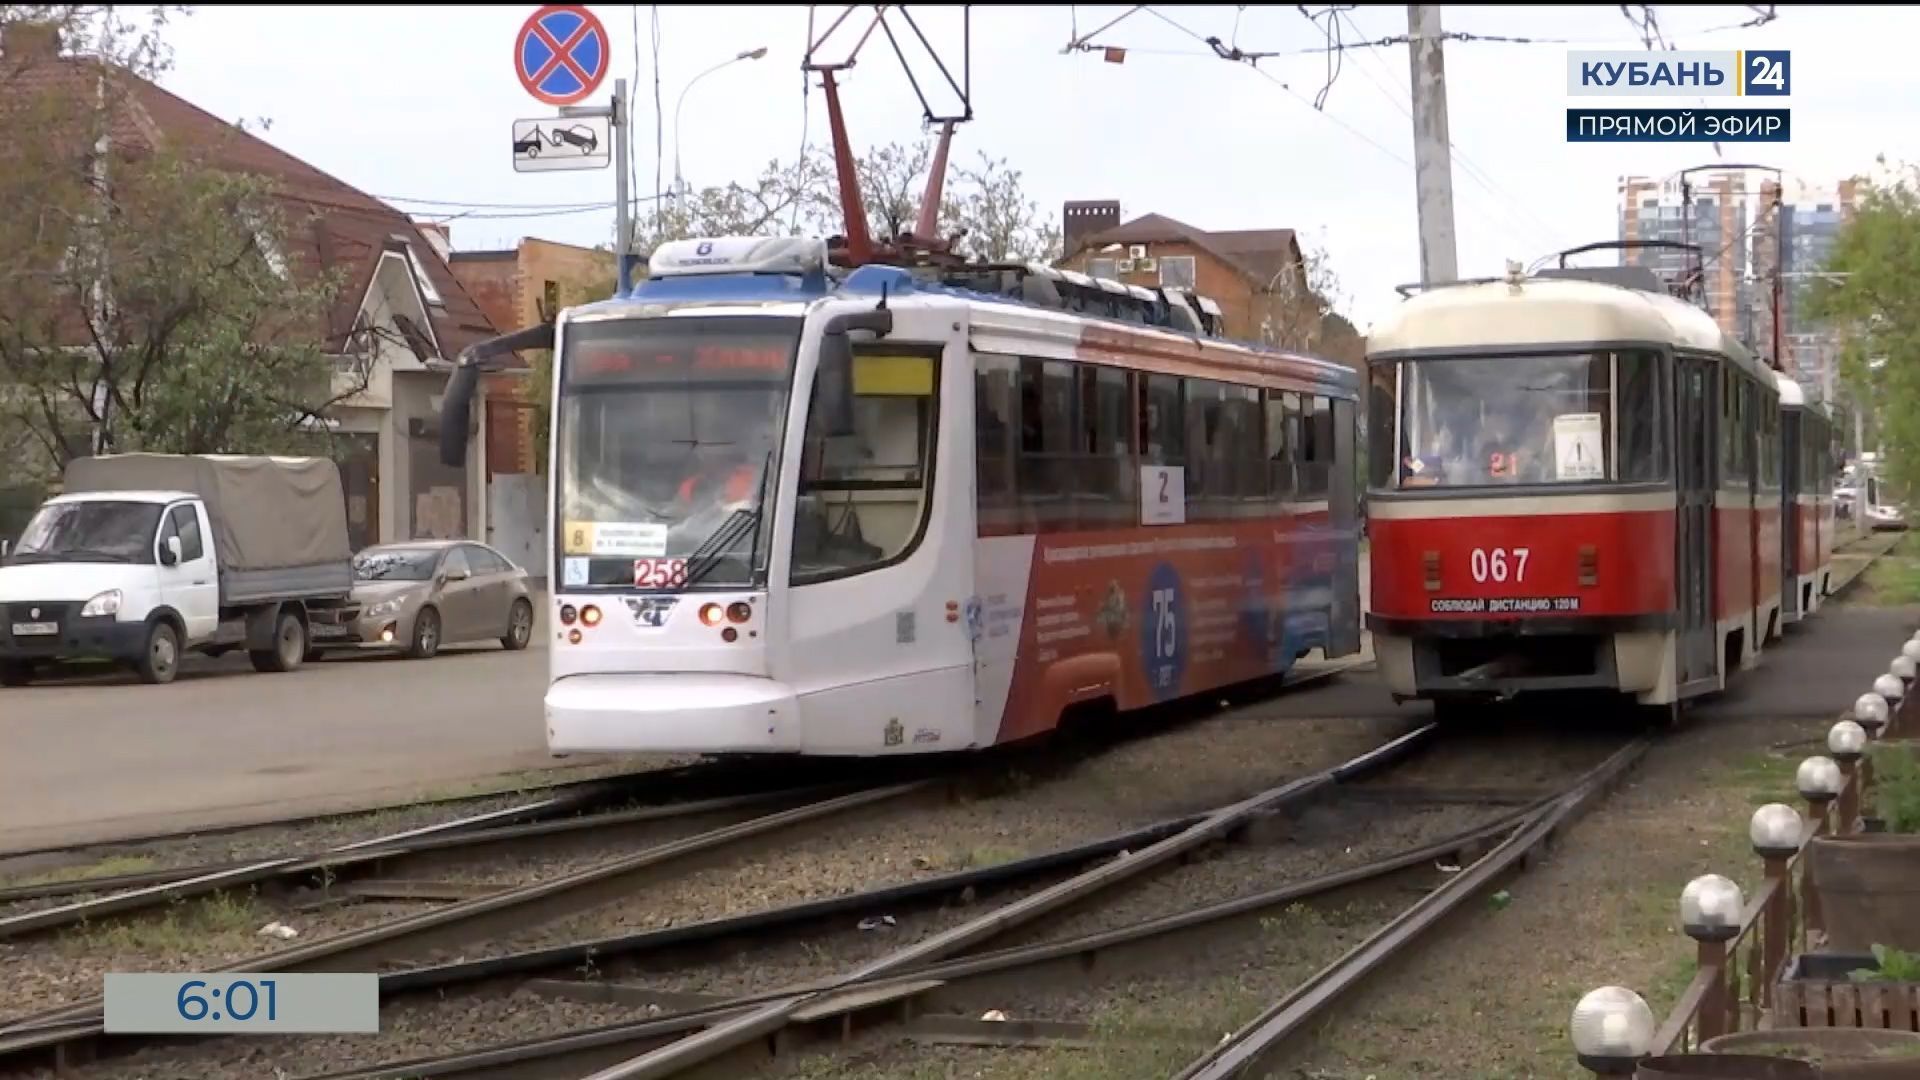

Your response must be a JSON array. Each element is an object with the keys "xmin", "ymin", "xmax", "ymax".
[
  {"xmin": 554, "ymin": 315, "xmax": 800, "ymax": 589},
  {"xmin": 1390, "ymin": 351, "xmax": 1663, "ymax": 489}
]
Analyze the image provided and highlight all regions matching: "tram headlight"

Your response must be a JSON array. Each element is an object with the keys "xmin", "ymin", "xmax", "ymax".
[
  {"xmin": 726, "ymin": 602, "xmax": 752, "ymax": 624},
  {"xmin": 580, "ymin": 605, "xmax": 602, "ymax": 627},
  {"xmin": 699, "ymin": 603, "xmax": 725, "ymax": 626},
  {"xmin": 559, "ymin": 605, "xmax": 578, "ymax": 626}
]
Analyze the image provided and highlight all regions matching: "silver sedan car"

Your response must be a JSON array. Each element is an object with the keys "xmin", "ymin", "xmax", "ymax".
[{"xmin": 315, "ymin": 540, "xmax": 535, "ymax": 659}]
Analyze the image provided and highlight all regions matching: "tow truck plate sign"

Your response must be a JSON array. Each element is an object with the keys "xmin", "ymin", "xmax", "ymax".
[{"xmin": 1429, "ymin": 597, "xmax": 1581, "ymax": 614}]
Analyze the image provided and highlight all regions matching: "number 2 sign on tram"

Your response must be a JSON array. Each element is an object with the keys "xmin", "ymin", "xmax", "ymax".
[{"xmin": 515, "ymin": 5, "xmax": 610, "ymax": 107}]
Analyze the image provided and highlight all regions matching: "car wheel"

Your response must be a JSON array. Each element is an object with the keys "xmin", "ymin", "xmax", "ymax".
[
  {"xmin": 0, "ymin": 660, "xmax": 33, "ymax": 688},
  {"xmin": 250, "ymin": 611, "xmax": 306, "ymax": 673},
  {"xmin": 502, "ymin": 599, "xmax": 533, "ymax": 651},
  {"xmin": 136, "ymin": 622, "xmax": 181, "ymax": 685},
  {"xmin": 410, "ymin": 606, "xmax": 441, "ymax": 660}
]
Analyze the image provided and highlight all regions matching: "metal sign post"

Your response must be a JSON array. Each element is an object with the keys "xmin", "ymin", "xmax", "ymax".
[
  {"xmin": 559, "ymin": 80, "xmax": 630, "ymax": 294},
  {"xmin": 512, "ymin": 5, "xmax": 628, "ymax": 292}
]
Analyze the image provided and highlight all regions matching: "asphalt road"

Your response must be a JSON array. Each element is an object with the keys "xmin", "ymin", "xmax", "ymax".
[{"xmin": 0, "ymin": 623, "xmax": 594, "ymax": 855}]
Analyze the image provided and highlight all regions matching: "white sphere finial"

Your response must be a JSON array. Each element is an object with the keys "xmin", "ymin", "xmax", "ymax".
[
  {"xmin": 1750, "ymin": 803, "xmax": 1803, "ymax": 856},
  {"xmin": 1876, "ymin": 673, "xmax": 1905, "ymax": 701},
  {"xmin": 1856, "ymin": 692, "xmax": 1891, "ymax": 732},
  {"xmin": 1797, "ymin": 755, "xmax": 1843, "ymax": 800},
  {"xmin": 1894, "ymin": 656, "xmax": 1917, "ymax": 682},
  {"xmin": 1680, "ymin": 874, "xmax": 1744, "ymax": 941},
  {"xmin": 1830, "ymin": 719, "xmax": 1868, "ymax": 759},
  {"xmin": 1571, "ymin": 986, "xmax": 1655, "ymax": 1066},
  {"xmin": 1902, "ymin": 640, "xmax": 1920, "ymax": 664}
]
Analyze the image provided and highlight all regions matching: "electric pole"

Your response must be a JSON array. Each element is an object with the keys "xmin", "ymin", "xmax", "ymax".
[{"xmin": 1406, "ymin": 4, "xmax": 1459, "ymax": 287}]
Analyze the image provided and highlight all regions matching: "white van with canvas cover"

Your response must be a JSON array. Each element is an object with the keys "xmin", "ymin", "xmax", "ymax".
[{"xmin": 0, "ymin": 454, "xmax": 354, "ymax": 686}]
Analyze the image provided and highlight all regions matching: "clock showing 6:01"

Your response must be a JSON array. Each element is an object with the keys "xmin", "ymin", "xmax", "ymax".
[{"xmin": 103, "ymin": 972, "xmax": 380, "ymax": 1034}]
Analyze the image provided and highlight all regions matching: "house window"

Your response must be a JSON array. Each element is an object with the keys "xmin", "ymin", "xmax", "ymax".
[
  {"xmin": 1158, "ymin": 255, "xmax": 1197, "ymax": 291},
  {"xmin": 404, "ymin": 245, "xmax": 444, "ymax": 307},
  {"xmin": 1088, "ymin": 257, "xmax": 1118, "ymax": 280}
]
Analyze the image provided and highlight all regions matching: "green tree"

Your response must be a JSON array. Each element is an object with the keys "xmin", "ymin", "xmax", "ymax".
[
  {"xmin": 1804, "ymin": 162, "xmax": 1920, "ymax": 500},
  {"xmin": 0, "ymin": 6, "xmax": 357, "ymax": 478}
]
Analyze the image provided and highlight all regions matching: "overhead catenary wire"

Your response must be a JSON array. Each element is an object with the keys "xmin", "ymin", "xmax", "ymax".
[{"xmin": 1068, "ymin": 4, "xmax": 1779, "ymax": 59}]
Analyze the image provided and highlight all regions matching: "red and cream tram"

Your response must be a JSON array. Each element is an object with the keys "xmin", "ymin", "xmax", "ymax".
[
  {"xmin": 1778, "ymin": 372, "xmax": 1837, "ymax": 627},
  {"xmin": 1364, "ymin": 264, "xmax": 1833, "ymax": 721}
]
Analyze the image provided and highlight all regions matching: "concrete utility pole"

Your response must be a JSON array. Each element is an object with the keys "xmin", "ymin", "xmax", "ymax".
[{"xmin": 1406, "ymin": 4, "xmax": 1459, "ymax": 287}]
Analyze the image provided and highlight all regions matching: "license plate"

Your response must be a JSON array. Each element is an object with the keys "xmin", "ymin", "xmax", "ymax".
[
  {"xmin": 11, "ymin": 621, "xmax": 56, "ymax": 636},
  {"xmin": 632, "ymin": 558, "xmax": 688, "ymax": 588}
]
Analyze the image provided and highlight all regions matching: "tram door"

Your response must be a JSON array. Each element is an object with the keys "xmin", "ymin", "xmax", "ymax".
[{"xmin": 1675, "ymin": 355, "xmax": 1716, "ymax": 690}]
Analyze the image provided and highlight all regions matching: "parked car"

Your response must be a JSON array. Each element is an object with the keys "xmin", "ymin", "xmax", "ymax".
[{"xmin": 312, "ymin": 540, "xmax": 534, "ymax": 660}]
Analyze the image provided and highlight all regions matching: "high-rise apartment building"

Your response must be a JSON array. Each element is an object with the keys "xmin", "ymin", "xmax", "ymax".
[
  {"xmin": 1754, "ymin": 178, "xmax": 1861, "ymax": 402},
  {"xmin": 1617, "ymin": 173, "xmax": 1863, "ymax": 405},
  {"xmin": 1617, "ymin": 172, "xmax": 1751, "ymax": 339}
]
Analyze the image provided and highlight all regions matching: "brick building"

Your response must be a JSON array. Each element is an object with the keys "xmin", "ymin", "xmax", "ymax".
[
  {"xmin": 447, "ymin": 239, "xmax": 614, "ymax": 574},
  {"xmin": 1053, "ymin": 200, "xmax": 1360, "ymax": 368}
]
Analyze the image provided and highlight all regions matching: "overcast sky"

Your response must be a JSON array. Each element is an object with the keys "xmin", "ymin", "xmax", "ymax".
[{"xmin": 153, "ymin": 4, "xmax": 1916, "ymax": 332}]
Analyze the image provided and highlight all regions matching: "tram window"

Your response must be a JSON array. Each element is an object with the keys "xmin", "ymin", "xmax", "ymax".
[
  {"xmin": 1224, "ymin": 385, "xmax": 1262, "ymax": 501},
  {"xmin": 1264, "ymin": 390, "xmax": 1295, "ymax": 498},
  {"xmin": 1140, "ymin": 373, "xmax": 1185, "ymax": 469},
  {"xmin": 974, "ymin": 355, "xmax": 1018, "ymax": 528},
  {"xmin": 1185, "ymin": 379, "xmax": 1229, "ymax": 505},
  {"xmin": 1616, "ymin": 351, "xmax": 1667, "ymax": 483},
  {"xmin": 1015, "ymin": 357, "xmax": 1076, "ymax": 500},
  {"xmin": 1076, "ymin": 364, "xmax": 1133, "ymax": 503},
  {"xmin": 1398, "ymin": 354, "xmax": 1610, "ymax": 487},
  {"xmin": 1298, "ymin": 395, "xmax": 1333, "ymax": 499},
  {"xmin": 1367, "ymin": 362, "xmax": 1396, "ymax": 489},
  {"xmin": 791, "ymin": 349, "xmax": 938, "ymax": 584},
  {"xmin": 1759, "ymin": 398, "xmax": 1780, "ymax": 489},
  {"xmin": 1720, "ymin": 371, "xmax": 1754, "ymax": 485}
]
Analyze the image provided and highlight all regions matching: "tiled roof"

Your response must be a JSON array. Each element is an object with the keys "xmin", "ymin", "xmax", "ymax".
[
  {"xmin": 1064, "ymin": 212, "xmax": 1302, "ymax": 288},
  {"xmin": 0, "ymin": 30, "xmax": 497, "ymax": 358}
]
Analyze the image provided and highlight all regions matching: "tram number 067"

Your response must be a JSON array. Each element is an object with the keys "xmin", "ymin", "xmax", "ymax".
[{"xmin": 1469, "ymin": 547, "xmax": 1529, "ymax": 584}]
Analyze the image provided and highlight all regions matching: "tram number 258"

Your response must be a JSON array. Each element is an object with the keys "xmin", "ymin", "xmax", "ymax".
[{"xmin": 1470, "ymin": 547, "xmax": 1530, "ymax": 584}]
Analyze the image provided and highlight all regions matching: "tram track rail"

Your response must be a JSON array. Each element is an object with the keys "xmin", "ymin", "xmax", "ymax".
[
  {"xmin": 0, "ymin": 763, "xmax": 715, "ymax": 866},
  {"xmin": 0, "ymin": 753, "xmax": 926, "ymax": 911},
  {"xmin": 0, "ymin": 781, "xmax": 874, "ymax": 942},
  {"xmin": 227, "ymin": 728, "xmax": 1648, "ymax": 1080},
  {"xmin": 0, "ymin": 663, "xmax": 1380, "ymax": 1076}
]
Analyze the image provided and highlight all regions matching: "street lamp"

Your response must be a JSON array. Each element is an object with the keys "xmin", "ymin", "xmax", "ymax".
[{"xmin": 672, "ymin": 46, "xmax": 769, "ymax": 198}]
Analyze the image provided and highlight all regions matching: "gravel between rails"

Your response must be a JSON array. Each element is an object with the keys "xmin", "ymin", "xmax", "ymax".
[
  {"xmin": 755, "ymin": 896, "xmax": 1400, "ymax": 1080},
  {"xmin": 403, "ymin": 715, "xmax": 1411, "ymax": 970},
  {"xmin": 592, "ymin": 801, "xmax": 1502, "ymax": 1003},
  {"xmin": 13, "ymin": 983, "xmax": 652, "ymax": 1080},
  {"xmin": 0, "ymin": 813, "xmax": 735, "ymax": 1023},
  {"xmin": 5, "ymin": 712, "xmax": 1411, "ymax": 1079}
]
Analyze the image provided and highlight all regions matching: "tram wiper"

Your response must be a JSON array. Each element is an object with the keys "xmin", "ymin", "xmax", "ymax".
[
  {"xmin": 681, "ymin": 451, "xmax": 775, "ymax": 590},
  {"xmin": 681, "ymin": 508, "xmax": 759, "ymax": 589}
]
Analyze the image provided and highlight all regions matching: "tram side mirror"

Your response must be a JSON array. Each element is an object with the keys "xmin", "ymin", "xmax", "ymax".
[
  {"xmin": 817, "ymin": 309, "xmax": 893, "ymax": 439},
  {"xmin": 439, "ymin": 322, "xmax": 558, "ymax": 468}
]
